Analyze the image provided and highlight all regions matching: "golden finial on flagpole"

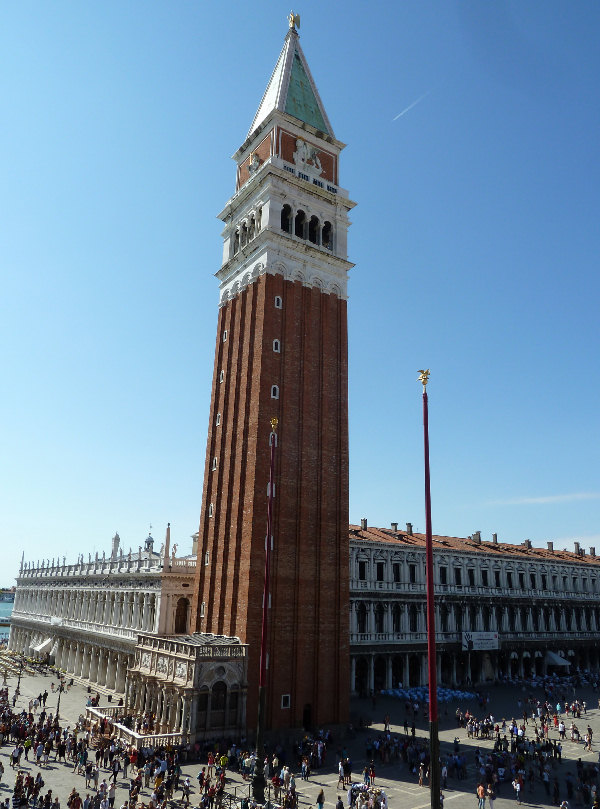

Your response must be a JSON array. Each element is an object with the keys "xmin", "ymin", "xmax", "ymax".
[{"xmin": 417, "ymin": 369, "xmax": 430, "ymax": 392}]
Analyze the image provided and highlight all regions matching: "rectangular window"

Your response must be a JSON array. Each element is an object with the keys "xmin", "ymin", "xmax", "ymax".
[
  {"xmin": 519, "ymin": 572, "xmax": 525, "ymax": 589},
  {"xmin": 494, "ymin": 570, "xmax": 501, "ymax": 587},
  {"xmin": 409, "ymin": 564, "xmax": 416, "ymax": 584},
  {"xmin": 572, "ymin": 577, "xmax": 578, "ymax": 591},
  {"xmin": 481, "ymin": 569, "xmax": 488, "ymax": 587},
  {"xmin": 582, "ymin": 578, "xmax": 587, "ymax": 591},
  {"xmin": 541, "ymin": 574, "xmax": 547, "ymax": 590},
  {"xmin": 467, "ymin": 569, "xmax": 475, "ymax": 587},
  {"xmin": 530, "ymin": 573, "xmax": 536, "ymax": 589},
  {"xmin": 454, "ymin": 568, "xmax": 462, "ymax": 586},
  {"xmin": 281, "ymin": 694, "xmax": 290, "ymax": 709},
  {"xmin": 392, "ymin": 563, "xmax": 400, "ymax": 583},
  {"xmin": 376, "ymin": 562, "xmax": 385, "ymax": 582},
  {"xmin": 358, "ymin": 561, "xmax": 367, "ymax": 581},
  {"xmin": 439, "ymin": 566, "xmax": 447, "ymax": 585},
  {"xmin": 223, "ymin": 330, "xmax": 227, "ymax": 342},
  {"xmin": 507, "ymin": 572, "xmax": 513, "ymax": 588}
]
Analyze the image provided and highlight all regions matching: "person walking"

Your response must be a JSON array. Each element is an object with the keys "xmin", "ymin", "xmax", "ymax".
[
  {"xmin": 512, "ymin": 778, "xmax": 522, "ymax": 805},
  {"xmin": 477, "ymin": 783, "xmax": 486, "ymax": 809},
  {"xmin": 316, "ymin": 790, "xmax": 325, "ymax": 809}
]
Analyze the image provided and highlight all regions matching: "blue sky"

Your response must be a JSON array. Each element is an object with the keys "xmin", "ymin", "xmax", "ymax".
[{"xmin": 1, "ymin": 2, "xmax": 599, "ymax": 584}]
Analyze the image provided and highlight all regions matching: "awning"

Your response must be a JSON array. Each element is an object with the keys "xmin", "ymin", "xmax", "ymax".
[
  {"xmin": 33, "ymin": 638, "xmax": 52, "ymax": 654},
  {"xmin": 545, "ymin": 650, "xmax": 570, "ymax": 667}
]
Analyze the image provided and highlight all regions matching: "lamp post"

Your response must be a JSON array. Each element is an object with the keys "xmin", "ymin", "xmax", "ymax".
[
  {"xmin": 16, "ymin": 655, "xmax": 24, "ymax": 695},
  {"xmin": 252, "ymin": 418, "xmax": 278, "ymax": 804},
  {"xmin": 418, "ymin": 370, "xmax": 440, "ymax": 809},
  {"xmin": 56, "ymin": 676, "xmax": 65, "ymax": 720}
]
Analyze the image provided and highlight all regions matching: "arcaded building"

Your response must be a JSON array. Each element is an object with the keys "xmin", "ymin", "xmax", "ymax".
[{"xmin": 349, "ymin": 520, "xmax": 600, "ymax": 695}]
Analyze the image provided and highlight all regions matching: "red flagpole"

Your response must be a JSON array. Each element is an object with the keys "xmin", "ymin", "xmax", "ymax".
[
  {"xmin": 253, "ymin": 417, "xmax": 278, "ymax": 804},
  {"xmin": 419, "ymin": 371, "xmax": 440, "ymax": 809}
]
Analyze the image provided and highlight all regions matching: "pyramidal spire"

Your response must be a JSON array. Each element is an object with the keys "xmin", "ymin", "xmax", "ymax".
[{"xmin": 247, "ymin": 16, "xmax": 334, "ymax": 139}]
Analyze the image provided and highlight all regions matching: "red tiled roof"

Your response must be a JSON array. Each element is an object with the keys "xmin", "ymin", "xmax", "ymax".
[{"xmin": 348, "ymin": 524, "xmax": 599, "ymax": 565}]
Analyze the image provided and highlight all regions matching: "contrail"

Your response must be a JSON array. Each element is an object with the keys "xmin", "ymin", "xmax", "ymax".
[{"xmin": 392, "ymin": 89, "xmax": 432, "ymax": 121}]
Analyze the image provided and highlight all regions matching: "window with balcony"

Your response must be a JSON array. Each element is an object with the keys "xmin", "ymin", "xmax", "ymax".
[
  {"xmin": 358, "ymin": 561, "xmax": 367, "ymax": 581},
  {"xmin": 376, "ymin": 562, "xmax": 385, "ymax": 582},
  {"xmin": 392, "ymin": 603, "xmax": 401, "ymax": 632},
  {"xmin": 507, "ymin": 572, "xmax": 513, "ymax": 588},
  {"xmin": 519, "ymin": 572, "xmax": 525, "ymax": 589},
  {"xmin": 357, "ymin": 603, "xmax": 367, "ymax": 633},
  {"xmin": 393, "ymin": 563, "xmax": 401, "ymax": 583},
  {"xmin": 481, "ymin": 569, "xmax": 488, "ymax": 587},
  {"xmin": 494, "ymin": 569, "xmax": 501, "ymax": 587},
  {"xmin": 541, "ymin": 574, "xmax": 547, "ymax": 590},
  {"xmin": 409, "ymin": 605, "xmax": 418, "ymax": 632},
  {"xmin": 454, "ymin": 568, "xmax": 462, "ymax": 586},
  {"xmin": 439, "ymin": 566, "xmax": 447, "ymax": 585},
  {"xmin": 468, "ymin": 569, "xmax": 475, "ymax": 587},
  {"xmin": 530, "ymin": 572, "xmax": 537, "ymax": 589},
  {"xmin": 374, "ymin": 604, "xmax": 384, "ymax": 632},
  {"xmin": 409, "ymin": 564, "xmax": 416, "ymax": 584}
]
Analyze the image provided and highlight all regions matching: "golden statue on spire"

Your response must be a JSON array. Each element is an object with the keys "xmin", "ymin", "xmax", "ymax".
[
  {"xmin": 288, "ymin": 11, "xmax": 300, "ymax": 30},
  {"xmin": 417, "ymin": 369, "xmax": 430, "ymax": 392}
]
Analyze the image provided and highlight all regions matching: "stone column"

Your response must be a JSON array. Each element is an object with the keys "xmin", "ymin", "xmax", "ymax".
[
  {"xmin": 403, "ymin": 655, "xmax": 410, "ymax": 687},
  {"xmin": 97, "ymin": 649, "xmax": 108, "ymax": 687},
  {"xmin": 350, "ymin": 657, "xmax": 356, "ymax": 694},
  {"xmin": 368, "ymin": 655, "xmax": 374, "ymax": 694},
  {"xmin": 133, "ymin": 594, "xmax": 141, "ymax": 629},
  {"xmin": 451, "ymin": 654, "xmax": 457, "ymax": 686},
  {"xmin": 420, "ymin": 654, "xmax": 428, "ymax": 686},
  {"xmin": 386, "ymin": 656, "xmax": 393, "ymax": 690},
  {"xmin": 173, "ymin": 693, "xmax": 182, "ymax": 731},
  {"xmin": 181, "ymin": 696, "xmax": 190, "ymax": 733},
  {"xmin": 190, "ymin": 694, "xmax": 199, "ymax": 735}
]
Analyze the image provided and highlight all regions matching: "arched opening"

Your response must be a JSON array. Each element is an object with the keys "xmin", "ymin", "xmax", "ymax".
[
  {"xmin": 174, "ymin": 597, "xmax": 189, "ymax": 634},
  {"xmin": 357, "ymin": 603, "xmax": 367, "ymax": 634},
  {"xmin": 374, "ymin": 603, "xmax": 384, "ymax": 633},
  {"xmin": 392, "ymin": 656, "xmax": 403, "ymax": 688},
  {"xmin": 294, "ymin": 210, "xmax": 306, "ymax": 239},
  {"xmin": 281, "ymin": 204, "xmax": 292, "ymax": 233},
  {"xmin": 210, "ymin": 681, "xmax": 227, "ymax": 728},
  {"xmin": 355, "ymin": 657, "xmax": 368, "ymax": 697},
  {"xmin": 392, "ymin": 603, "xmax": 401, "ymax": 632},
  {"xmin": 374, "ymin": 656, "xmax": 386, "ymax": 690},
  {"xmin": 308, "ymin": 215, "xmax": 319, "ymax": 244},
  {"xmin": 228, "ymin": 686, "xmax": 239, "ymax": 725},
  {"xmin": 322, "ymin": 221, "xmax": 332, "ymax": 250},
  {"xmin": 409, "ymin": 605, "xmax": 418, "ymax": 633}
]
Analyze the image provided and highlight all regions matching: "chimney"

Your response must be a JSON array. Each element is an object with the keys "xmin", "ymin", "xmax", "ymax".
[
  {"xmin": 360, "ymin": 518, "xmax": 368, "ymax": 531},
  {"xmin": 574, "ymin": 541, "xmax": 580, "ymax": 554},
  {"xmin": 590, "ymin": 547, "xmax": 596, "ymax": 557},
  {"xmin": 524, "ymin": 539, "xmax": 532, "ymax": 549},
  {"xmin": 492, "ymin": 533, "xmax": 498, "ymax": 544},
  {"xmin": 547, "ymin": 541, "xmax": 554, "ymax": 552},
  {"xmin": 473, "ymin": 531, "xmax": 481, "ymax": 544},
  {"xmin": 406, "ymin": 522, "xmax": 413, "ymax": 536},
  {"xmin": 391, "ymin": 522, "xmax": 398, "ymax": 532}
]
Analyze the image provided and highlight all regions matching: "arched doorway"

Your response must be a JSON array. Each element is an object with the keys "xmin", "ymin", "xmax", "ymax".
[
  {"xmin": 374, "ymin": 656, "xmax": 386, "ymax": 691},
  {"xmin": 355, "ymin": 658, "xmax": 368, "ymax": 697},
  {"xmin": 174, "ymin": 597, "xmax": 190, "ymax": 634}
]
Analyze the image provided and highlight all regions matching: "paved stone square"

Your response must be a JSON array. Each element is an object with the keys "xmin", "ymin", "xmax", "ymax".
[{"xmin": 2, "ymin": 667, "xmax": 600, "ymax": 809}]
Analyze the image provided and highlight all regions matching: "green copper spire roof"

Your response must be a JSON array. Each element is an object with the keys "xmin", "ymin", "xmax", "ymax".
[
  {"xmin": 285, "ymin": 53, "xmax": 329, "ymax": 133},
  {"xmin": 247, "ymin": 28, "xmax": 334, "ymax": 139}
]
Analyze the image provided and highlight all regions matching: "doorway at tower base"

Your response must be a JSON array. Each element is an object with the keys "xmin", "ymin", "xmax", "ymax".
[{"xmin": 127, "ymin": 632, "xmax": 248, "ymax": 741}]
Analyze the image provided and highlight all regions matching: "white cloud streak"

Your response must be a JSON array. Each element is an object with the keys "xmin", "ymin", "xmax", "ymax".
[
  {"xmin": 392, "ymin": 90, "xmax": 432, "ymax": 121},
  {"xmin": 491, "ymin": 492, "xmax": 600, "ymax": 506}
]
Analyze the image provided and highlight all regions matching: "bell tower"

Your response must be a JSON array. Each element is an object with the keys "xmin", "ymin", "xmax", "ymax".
[{"xmin": 194, "ymin": 16, "xmax": 355, "ymax": 730}]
